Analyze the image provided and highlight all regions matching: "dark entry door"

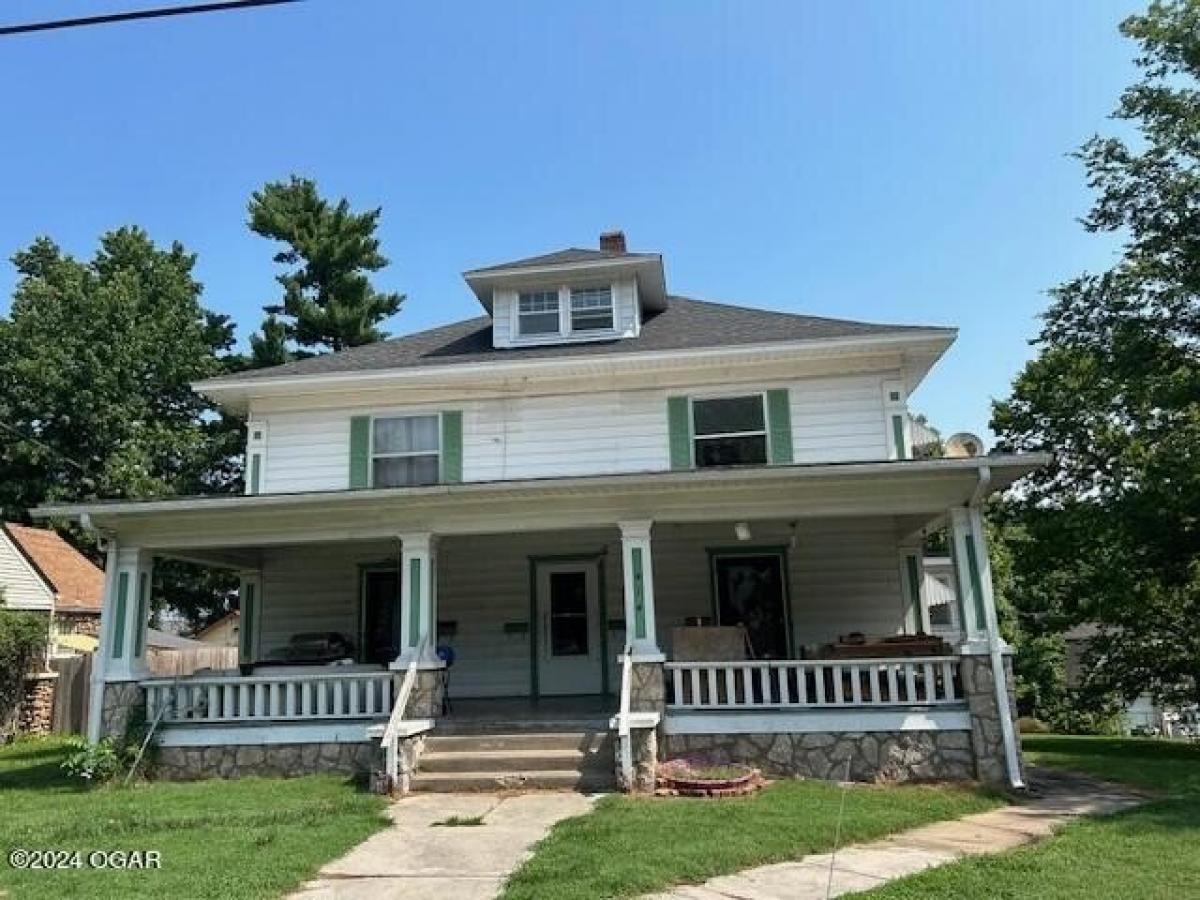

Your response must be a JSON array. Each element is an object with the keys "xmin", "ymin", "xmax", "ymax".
[
  {"xmin": 361, "ymin": 570, "xmax": 400, "ymax": 664},
  {"xmin": 713, "ymin": 553, "xmax": 789, "ymax": 659}
]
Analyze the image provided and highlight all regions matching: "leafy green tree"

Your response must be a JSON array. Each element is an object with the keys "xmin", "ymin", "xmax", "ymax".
[
  {"xmin": 0, "ymin": 227, "xmax": 242, "ymax": 625},
  {"xmin": 992, "ymin": 0, "xmax": 1200, "ymax": 710},
  {"xmin": 247, "ymin": 176, "xmax": 403, "ymax": 357}
]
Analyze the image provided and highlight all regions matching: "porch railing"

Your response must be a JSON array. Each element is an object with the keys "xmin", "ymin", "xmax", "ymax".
[
  {"xmin": 665, "ymin": 656, "xmax": 961, "ymax": 711},
  {"xmin": 143, "ymin": 669, "xmax": 395, "ymax": 725}
]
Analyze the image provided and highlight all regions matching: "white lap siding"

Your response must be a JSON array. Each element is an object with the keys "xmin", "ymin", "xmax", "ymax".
[
  {"xmin": 253, "ymin": 371, "xmax": 897, "ymax": 494},
  {"xmin": 256, "ymin": 541, "xmax": 395, "ymax": 660}
]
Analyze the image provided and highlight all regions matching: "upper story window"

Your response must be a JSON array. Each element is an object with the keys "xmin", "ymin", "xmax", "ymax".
[
  {"xmin": 692, "ymin": 395, "xmax": 767, "ymax": 467},
  {"xmin": 372, "ymin": 415, "xmax": 440, "ymax": 487},
  {"xmin": 569, "ymin": 286, "xmax": 614, "ymax": 332},
  {"xmin": 517, "ymin": 291, "xmax": 561, "ymax": 336}
]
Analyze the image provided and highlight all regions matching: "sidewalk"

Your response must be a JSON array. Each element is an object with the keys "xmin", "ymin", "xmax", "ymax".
[
  {"xmin": 640, "ymin": 768, "xmax": 1148, "ymax": 900},
  {"xmin": 291, "ymin": 792, "xmax": 594, "ymax": 900}
]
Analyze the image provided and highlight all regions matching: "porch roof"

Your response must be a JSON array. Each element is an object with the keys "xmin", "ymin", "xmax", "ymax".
[{"xmin": 33, "ymin": 455, "xmax": 1046, "ymax": 558}]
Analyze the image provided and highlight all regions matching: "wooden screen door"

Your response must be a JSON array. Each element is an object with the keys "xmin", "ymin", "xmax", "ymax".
[
  {"xmin": 712, "ymin": 552, "xmax": 790, "ymax": 659},
  {"xmin": 535, "ymin": 560, "xmax": 603, "ymax": 695}
]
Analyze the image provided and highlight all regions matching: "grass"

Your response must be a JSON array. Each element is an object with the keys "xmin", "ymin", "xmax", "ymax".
[
  {"xmin": 502, "ymin": 777, "xmax": 1000, "ymax": 900},
  {"xmin": 857, "ymin": 735, "xmax": 1200, "ymax": 899},
  {"xmin": 0, "ymin": 736, "xmax": 389, "ymax": 900}
]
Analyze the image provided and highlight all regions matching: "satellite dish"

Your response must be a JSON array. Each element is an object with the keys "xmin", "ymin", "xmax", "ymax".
[{"xmin": 944, "ymin": 432, "xmax": 985, "ymax": 458}]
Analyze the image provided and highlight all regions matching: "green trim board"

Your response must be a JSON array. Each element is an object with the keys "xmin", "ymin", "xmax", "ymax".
[
  {"xmin": 631, "ymin": 546, "xmax": 647, "ymax": 640},
  {"xmin": 903, "ymin": 554, "xmax": 922, "ymax": 632},
  {"xmin": 527, "ymin": 551, "xmax": 609, "ymax": 700},
  {"xmin": 111, "ymin": 572, "xmax": 129, "ymax": 659},
  {"xmin": 964, "ymin": 534, "xmax": 988, "ymax": 632},
  {"xmin": 133, "ymin": 572, "xmax": 149, "ymax": 657},
  {"xmin": 765, "ymin": 389, "xmax": 794, "ymax": 464},
  {"xmin": 240, "ymin": 581, "xmax": 256, "ymax": 661},
  {"xmin": 705, "ymin": 545, "xmax": 795, "ymax": 657},
  {"xmin": 947, "ymin": 538, "xmax": 971, "ymax": 635},
  {"xmin": 408, "ymin": 557, "xmax": 423, "ymax": 648}
]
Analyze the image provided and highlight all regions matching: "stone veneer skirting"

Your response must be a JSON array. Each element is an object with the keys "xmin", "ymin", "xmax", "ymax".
[
  {"xmin": 155, "ymin": 741, "xmax": 380, "ymax": 781},
  {"xmin": 663, "ymin": 730, "xmax": 976, "ymax": 783}
]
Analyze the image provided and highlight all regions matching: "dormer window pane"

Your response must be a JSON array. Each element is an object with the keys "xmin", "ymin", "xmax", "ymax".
[
  {"xmin": 570, "ymin": 286, "xmax": 614, "ymax": 332},
  {"xmin": 518, "ymin": 291, "xmax": 561, "ymax": 336}
]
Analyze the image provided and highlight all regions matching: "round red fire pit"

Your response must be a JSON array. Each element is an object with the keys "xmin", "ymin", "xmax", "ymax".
[{"xmin": 657, "ymin": 758, "xmax": 764, "ymax": 797}]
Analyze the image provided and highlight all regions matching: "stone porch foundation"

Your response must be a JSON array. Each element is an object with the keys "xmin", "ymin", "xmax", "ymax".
[{"xmin": 154, "ymin": 741, "xmax": 380, "ymax": 781}]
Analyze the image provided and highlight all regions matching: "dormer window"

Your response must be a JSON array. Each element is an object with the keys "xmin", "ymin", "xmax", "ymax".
[
  {"xmin": 570, "ymin": 286, "xmax": 614, "ymax": 332},
  {"xmin": 517, "ymin": 291, "xmax": 561, "ymax": 336}
]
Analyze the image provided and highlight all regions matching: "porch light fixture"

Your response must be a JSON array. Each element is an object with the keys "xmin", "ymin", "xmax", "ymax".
[{"xmin": 734, "ymin": 522, "xmax": 752, "ymax": 542}]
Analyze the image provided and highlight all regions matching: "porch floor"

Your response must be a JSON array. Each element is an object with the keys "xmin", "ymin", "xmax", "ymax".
[{"xmin": 439, "ymin": 695, "xmax": 614, "ymax": 732}]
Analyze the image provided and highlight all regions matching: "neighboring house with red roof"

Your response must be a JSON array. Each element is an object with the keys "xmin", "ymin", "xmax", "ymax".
[{"xmin": 0, "ymin": 523, "xmax": 104, "ymax": 652}]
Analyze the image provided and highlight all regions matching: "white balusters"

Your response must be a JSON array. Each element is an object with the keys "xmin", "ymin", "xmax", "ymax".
[{"xmin": 663, "ymin": 658, "xmax": 962, "ymax": 711}]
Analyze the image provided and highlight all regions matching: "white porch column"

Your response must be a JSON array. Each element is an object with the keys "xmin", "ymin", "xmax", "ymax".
[
  {"xmin": 394, "ymin": 532, "xmax": 438, "ymax": 667},
  {"xmin": 948, "ymin": 508, "xmax": 988, "ymax": 645},
  {"xmin": 619, "ymin": 520, "xmax": 662, "ymax": 659},
  {"xmin": 950, "ymin": 505, "xmax": 1024, "ymax": 788},
  {"xmin": 103, "ymin": 546, "xmax": 153, "ymax": 682},
  {"xmin": 898, "ymin": 543, "xmax": 929, "ymax": 634}
]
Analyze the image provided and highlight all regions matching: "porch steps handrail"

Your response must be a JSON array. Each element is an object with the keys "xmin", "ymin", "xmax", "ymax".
[
  {"xmin": 142, "ymin": 668, "xmax": 395, "ymax": 724},
  {"xmin": 615, "ymin": 647, "xmax": 634, "ymax": 786},
  {"xmin": 665, "ymin": 656, "xmax": 963, "ymax": 711},
  {"xmin": 381, "ymin": 636, "xmax": 430, "ymax": 786}
]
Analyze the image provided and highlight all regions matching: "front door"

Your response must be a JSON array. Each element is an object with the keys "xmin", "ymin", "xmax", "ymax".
[
  {"xmin": 712, "ymin": 553, "xmax": 790, "ymax": 659},
  {"xmin": 535, "ymin": 560, "xmax": 603, "ymax": 695},
  {"xmin": 361, "ymin": 569, "xmax": 400, "ymax": 665}
]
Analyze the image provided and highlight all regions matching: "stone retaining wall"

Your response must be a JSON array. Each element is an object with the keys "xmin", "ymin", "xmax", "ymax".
[
  {"xmin": 155, "ymin": 741, "xmax": 379, "ymax": 781},
  {"xmin": 17, "ymin": 673, "xmax": 57, "ymax": 735},
  {"xmin": 663, "ymin": 730, "xmax": 976, "ymax": 783}
]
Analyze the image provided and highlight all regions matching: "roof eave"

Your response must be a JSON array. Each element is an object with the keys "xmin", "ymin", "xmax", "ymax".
[{"xmin": 191, "ymin": 327, "xmax": 957, "ymax": 414}]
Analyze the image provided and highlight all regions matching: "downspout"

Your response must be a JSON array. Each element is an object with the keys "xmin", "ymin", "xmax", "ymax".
[{"xmin": 971, "ymin": 464, "xmax": 1025, "ymax": 789}]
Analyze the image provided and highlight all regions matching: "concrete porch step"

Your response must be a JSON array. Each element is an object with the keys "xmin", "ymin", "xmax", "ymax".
[
  {"xmin": 409, "ymin": 768, "xmax": 615, "ymax": 793},
  {"xmin": 419, "ymin": 747, "xmax": 606, "ymax": 773},
  {"xmin": 425, "ymin": 731, "xmax": 611, "ymax": 754}
]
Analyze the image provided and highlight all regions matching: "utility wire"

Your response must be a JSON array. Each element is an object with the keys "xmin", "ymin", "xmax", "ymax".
[{"xmin": 0, "ymin": 0, "xmax": 302, "ymax": 37}]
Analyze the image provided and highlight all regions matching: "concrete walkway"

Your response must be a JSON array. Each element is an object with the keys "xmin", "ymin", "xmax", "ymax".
[
  {"xmin": 641, "ymin": 768, "xmax": 1149, "ymax": 900},
  {"xmin": 291, "ymin": 791, "xmax": 594, "ymax": 900}
]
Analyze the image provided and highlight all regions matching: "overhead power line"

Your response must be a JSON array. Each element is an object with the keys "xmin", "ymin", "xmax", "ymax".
[{"xmin": 0, "ymin": 0, "xmax": 302, "ymax": 37}]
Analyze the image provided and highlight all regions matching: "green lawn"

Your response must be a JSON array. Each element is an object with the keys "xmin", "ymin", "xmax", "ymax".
[
  {"xmin": 857, "ymin": 735, "xmax": 1200, "ymax": 899},
  {"xmin": 0, "ymin": 736, "xmax": 389, "ymax": 899},
  {"xmin": 502, "ymin": 777, "xmax": 1000, "ymax": 900}
]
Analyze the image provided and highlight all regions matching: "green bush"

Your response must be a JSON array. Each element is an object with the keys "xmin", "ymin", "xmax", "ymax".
[
  {"xmin": 0, "ymin": 609, "xmax": 49, "ymax": 732},
  {"xmin": 61, "ymin": 712, "xmax": 158, "ymax": 785}
]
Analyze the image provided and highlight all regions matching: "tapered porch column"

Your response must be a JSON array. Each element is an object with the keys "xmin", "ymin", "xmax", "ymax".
[
  {"xmin": 394, "ymin": 532, "xmax": 439, "ymax": 667},
  {"xmin": 619, "ymin": 520, "xmax": 662, "ymax": 659},
  {"xmin": 88, "ymin": 542, "xmax": 152, "ymax": 742},
  {"xmin": 949, "ymin": 506, "xmax": 1024, "ymax": 789}
]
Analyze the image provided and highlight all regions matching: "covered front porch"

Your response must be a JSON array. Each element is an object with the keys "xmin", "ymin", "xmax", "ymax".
[{"xmin": 46, "ymin": 456, "xmax": 1038, "ymax": 788}]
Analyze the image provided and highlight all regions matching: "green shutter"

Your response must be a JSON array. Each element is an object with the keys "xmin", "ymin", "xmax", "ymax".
[
  {"xmin": 766, "ymin": 389, "xmax": 793, "ymax": 465},
  {"xmin": 891, "ymin": 414, "xmax": 908, "ymax": 460},
  {"xmin": 349, "ymin": 416, "xmax": 371, "ymax": 488},
  {"xmin": 441, "ymin": 411, "xmax": 463, "ymax": 483},
  {"xmin": 667, "ymin": 397, "xmax": 692, "ymax": 470},
  {"xmin": 249, "ymin": 453, "xmax": 261, "ymax": 495}
]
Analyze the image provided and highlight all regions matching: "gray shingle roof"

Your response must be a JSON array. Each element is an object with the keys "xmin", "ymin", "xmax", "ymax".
[
  {"xmin": 464, "ymin": 247, "xmax": 658, "ymax": 274},
  {"xmin": 217, "ymin": 296, "xmax": 946, "ymax": 383}
]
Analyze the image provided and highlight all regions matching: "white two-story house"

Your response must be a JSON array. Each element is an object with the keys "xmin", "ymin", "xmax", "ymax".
[{"xmin": 39, "ymin": 232, "xmax": 1042, "ymax": 792}]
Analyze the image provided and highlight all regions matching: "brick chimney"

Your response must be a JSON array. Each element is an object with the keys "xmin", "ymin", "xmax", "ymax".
[{"xmin": 599, "ymin": 230, "xmax": 627, "ymax": 254}]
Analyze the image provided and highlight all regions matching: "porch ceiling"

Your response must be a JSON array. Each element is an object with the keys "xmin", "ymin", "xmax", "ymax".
[{"xmin": 34, "ymin": 454, "xmax": 1047, "ymax": 551}]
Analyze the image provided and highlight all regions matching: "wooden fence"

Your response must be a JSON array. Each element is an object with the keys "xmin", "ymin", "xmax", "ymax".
[
  {"xmin": 49, "ymin": 654, "xmax": 91, "ymax": 735},
  {"xmin": 147, "ymin": 646, "xmax": 239, "ymax": 677}
]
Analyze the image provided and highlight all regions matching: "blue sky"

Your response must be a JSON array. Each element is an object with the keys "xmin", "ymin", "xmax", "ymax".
[{"xmin": 0, "ymin": 0, "xmax": 1141, "ymax": 439}]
